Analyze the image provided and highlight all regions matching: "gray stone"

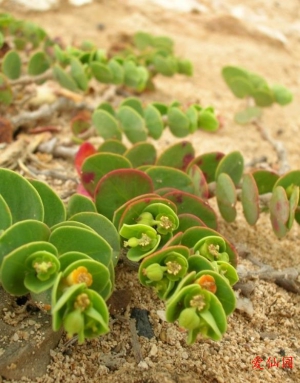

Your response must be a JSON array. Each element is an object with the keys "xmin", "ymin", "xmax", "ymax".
[{"xmin": 0, "ymin": 288, "xmax": 63, "ymax": 380}]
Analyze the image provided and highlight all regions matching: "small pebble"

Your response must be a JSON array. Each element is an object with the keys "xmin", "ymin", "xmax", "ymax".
[{"xmin": 138, "ymin": 361, "xmax": 148, "ymax": 370}]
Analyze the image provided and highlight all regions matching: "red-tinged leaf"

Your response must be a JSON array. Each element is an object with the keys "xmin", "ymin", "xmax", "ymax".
[
  {"xmin": 269, "ymin": 186, "xmax": 289, "ymax": 238},
  {"xmin": 252, "ymin": 169, "xmax": 279, "ymax": 195},
  {"xmin": 146, "ymin": 166, "xmax": 194, "ymax": 194},
  {"xmin": 81, "ymin": 153, "xmax": 132, "ymax": 196},
  {"xmin": 98, "ymin": 139, "xmax": 127, "ymax": 155},
  {"xmin": 75, "ymin": 142, "xmax": 96, "ymax": 175},
  {"xmin": 215, "ymin": 151, "xmax": 244, "ymax": 186},
  {"xmin": 76, "ymin": 183, "xmax": 93, "ymax": 198},
  {"xmin": 274, "ymin": 170, "xmax": 300, "ymax": 206},
  {"xmin": 180, "ymin": 226, "xmax": 238, "ymax": 267},
  {"xmin": 112, "ymin": 193, "xmax": 159, "ymax": 229},
  {"xmin": 187, "ymin": 165, "xmax": 209, "ymax": 199},
  {"xmin": 95, "ymin": 169, "xmax": 154, "ymax": 220},
  {"xmin": 175, "ymin": 213, "xmax": 205, "ymax": 234},
  {"xmin": 71, "ymin": 111, "xmax": 91, "ymax": 137},
  {"xmin": 164, "ymin": 190, "xmax": 217, "ymax": 230},
  {"xmin": 216, "ymin": 173, "xmax": 237, "ymax": 223},
  {"xmin": 287, "ymin": 186, "xmax": 299, "ymax": 229},
  {"xmin": 241, "ymin": 173, "xmax": 259, "ymax": 226},
  {"xmin": 156, "ymin": 141, "xmax": 195, "ymax": 171},
  {"xmin": 186, "ymin": 152, "xmax": 224, "ymax": 184},
  {"xmin": 154, "ymin": 187, "xmax": 178, "ymax": 196},
  {"xmin": 162, "ymin": 231, "xmax": 184, "ymax": 248},
  {"xmin": 124, "ymin": 142, "xmax": 157, "ymax": 168},
  {"xmin": 117, "ymin": 197, "xmax": 177, "ymax": 231}
]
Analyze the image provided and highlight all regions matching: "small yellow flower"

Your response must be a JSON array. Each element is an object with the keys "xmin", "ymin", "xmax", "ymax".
[{"xmin": 66, "ymin": 266, "xmax": 93, "ymax": 287}]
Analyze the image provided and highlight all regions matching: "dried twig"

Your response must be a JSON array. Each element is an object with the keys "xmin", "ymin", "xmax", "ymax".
[
  {"xmin": 9, "ymin": 70, "xmax": 53, "ymax": 87},
  {"xmin": 253, "ymin": 121, "xmax": 290, "ymax": 174},
  {"xmin": 128, "ymin": 318, "xmax": 144, "ymax": 364},
  {"xmin": 237, "ymin": 251, "xmax": 300, "ymax": 293}
]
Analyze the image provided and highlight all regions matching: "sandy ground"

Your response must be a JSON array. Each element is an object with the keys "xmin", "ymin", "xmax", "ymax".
[{"xmin": 0, "ymin": 0, "xmax": 300, "ymax": 382}]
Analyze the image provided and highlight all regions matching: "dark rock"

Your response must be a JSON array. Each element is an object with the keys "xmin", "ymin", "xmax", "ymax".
[
  {"xmin": 0, "ymin": 288, "xmax": 63, "ymax": 380},
  {"xmin": 130, "ymin": 308, "xmax": 154, "ymax": 339}
]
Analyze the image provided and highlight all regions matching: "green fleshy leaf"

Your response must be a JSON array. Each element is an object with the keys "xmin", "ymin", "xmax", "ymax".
[
  {"xmin": 198, "ymin": 110, "xmax": 219, "ymax": 131},
  {"xmin": 222, "ymin": 66, "xmax": 249, "ymax": 85},
  {"xmin": 187, "ymin": 165, "xmax": 209, "ymax": 199},
  {"xmin": 216, "ymin": 173, "xmax": 237, "ymax": 223},
  {"xmin": 28, "ymin": 51, "xmax": 50, "ymax": 76},
  {"xmin": 98, "ymin": 139, "xmax": 127, "ymax": 155},
  {"xmin": 166, "ymin": 284, "xmax": 227, "ymax": 343},
  {"xmin": 90, "ymin": 62, "xmax": 113, "ymax": 83},
  {"xmin": 115, "ymin": 195, "xmax": 175, "ymax": 231},
  {"xmin": 0, "ymin": 32, "xmax": 3, "ymax": 48},
  {"xmin": 124, "ymin": 61, "xmax": 141, "ymax": 88},
  {"xmin": 180, "ymin": 227, "xmax": 237, "ymax": 267},
  {"xmin": 187, "ymin": 152, "xmax": 224, "ymax": 183},
  {"xmin": 151, "ymin": 102, "xmax": 168, "ymax": 115},
  {"xmin": 177, "ymin": 59, "xmax": 193, "ymax": 76},
  {"xmin": 167, "ymin": 107, "xmax": 190, "ymax": 137},
  {"xmin": 0, "ymin": 168, "xmax": 44, "ymax": 223},
  {"xmin": 96, "ymin": 102, "xmax": 115, "ymax": 116},
  {"xmin": 0, "ymin": 74, "xmax": 13, "ymax": 105},
  {"xmin": 70, "ymin": 57, "xmax": 88, "ymax": 91},
  {"xmin": 81, "ymin": 152, "xmax": 132, "ymax": 195},
  {"xmin": 272, "ymin": 84, "xmax": 293, "ymax": 106},
  {"xmin": 234, "ymin": 106, "xmax": 262, "ymax": 125},
  {"xmin": 252, "ymin": 89, "xmax": 274, "ymax": 107},
  {"xmin": 252, "ymin": 170, "xmax": 279, "ymax": 194},
  {"xmin": 153, "ymin": 55, "xmax": 177, "ymax": 76},
  {"xmin": 0, "ymin": 242, "xmax": 57, "ymax": 296},
  {"xmin": 120, "ymin": 97, "xmax": 144, "ymax": 117},
  {"xmin": 69, "ymin": 212, "xmax": 120, "ymax": 266},
  {"xmin": 287, "ymin": 186, "xmax": 299, "ymax": 230},
  {"xmin": 187, "ymin": 254, "xmax": 214, "ymax": 274},
  {"xmin": 67, "ymin": 194, "xmax": 96, "ymax": 218},
  {"xmin": 62, "ymin": 259, "xmax": 112, "ymax": 299},
  {"xmin": 152, "ymin": 36, "xmax": 174, "ymax": 52},
  {"xmin": 29, "ymin": 179, "xmax": 66, "ymax": 227},
  {"xmin": 108, "ymin": 59, "xmax": 124, "ymax": 85},
  {"xmin": 92, "ymin": 109, "xmax": 122, "ymax": 141},
  {"xmin": 133, "ymin": 31, "xmax": 153, "ymax": 50},
  {"xmin": 241, "ymin": 173, "xmax": 259, "ymax": 225},
  {"xmin": 0, "ymin": 195, "xmax": 12, "ymax": 231},
  {"xmin": 0, "ymin": 220, "xmax": 50, "ymax": 265},
  {"xmin": 144, "ymin": 104, "xmax": 164, "ymax": 139},
  {"xmin": 24, "ymin": 250, "xmax": 60, "ymax": 293},
  {"xmin": 54, "ymin": 44, "xmax": 70, "ymax": 66},
  {"xmin": 146, "ymin": 166, "xmax": 194, "ymax": 193},
  {"xmin": 215, "ymin": 151, "xmax": 244, "ymax": 186},
  {"xmin": 124, "ymin": 142, "xmax": 156, "ymax": 168},
  {"xmin": 227, "ymin": 77, "xmax": 253, "ymax": 98},
  {"xmin": 164, "ymin": 191, "xmax": 218, "ymax": 230},
  {"xmin": 175, "ymin": 213, "xmax": 205, "ymax": 234},
  {"xmin": 194, "ymin": 270, "xmax": 236, "ymax": 315},
  {"xmin": 274, "ymin": 170, "xmax": 300, "ymax": 201},
  {"xmin": 156, "ymin": 141, "xmax": 194, "ymax": 171},
  {"xmin": 186, "ymin": 105, "xmax": 198, "ymax": 133},
  {"xmin": 118, "ymin": 106, "xmax": 148, "ymax": 143},
  {"xmin": 2, "ymin": 50, "xmax": 21, "ymax": 79},
  {"xmin": 53, "ymin": 64, "xmax": 79, "ymax": 92},
  {"xmin": 49, "ymin": 226, "xmax": 113, "ymax": 268},
  {"xmin": 95, "ymin": 169, "xmax": 154, "ymax": 220},
  {"xmin": 58, "ymin": 251, "xmax": 92, "ymax": 270},
  {"xmin": 269, "ymin": 186, "xmax": 289, "ymax": 238}
]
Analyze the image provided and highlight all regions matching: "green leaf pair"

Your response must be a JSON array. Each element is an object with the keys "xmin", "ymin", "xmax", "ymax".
[{"xmin": 92, "ymin": 98, "xmax": 219, "ymax": 144}]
